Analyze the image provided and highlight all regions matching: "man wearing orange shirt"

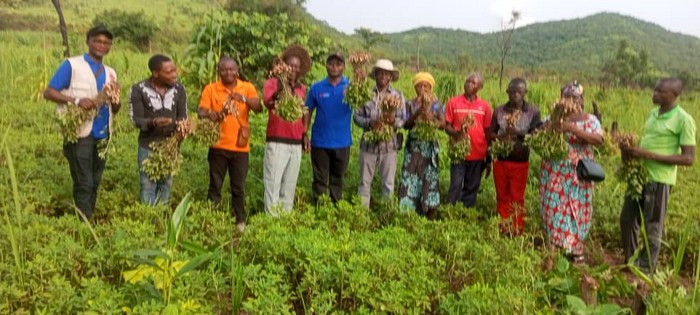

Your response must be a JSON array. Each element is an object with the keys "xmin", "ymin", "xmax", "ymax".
[
  {"xmin": 198, "ymin": 57, "xmax": 261, "ymax": 232},
  {"xmin": 445, "ymin": 72, "xmax": 492, "ymax": 207}
]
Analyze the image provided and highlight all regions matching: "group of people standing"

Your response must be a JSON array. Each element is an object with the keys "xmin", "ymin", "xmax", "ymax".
[{"xmin": 45, "ymin": 27, "xmax": 695, "ymax": 274}]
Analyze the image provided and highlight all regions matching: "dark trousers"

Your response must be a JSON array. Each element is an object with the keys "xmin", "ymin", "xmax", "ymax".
[
  {"xmin": 447, "ymin": 160, "xmax": 484, "ymax": 207},
  {"xmin": 63, "ymin": 136, "xmax": 105, "ymax": 219},
  {"xmin": 311, "ymin": 147, "xmax": 350, "ymax": 204},
  {"xmin": 207, "ymin": 148, "xmax": 248, "ymax": 223},
  {"xmin": 620, "ymin": 182, "xmax": 670, "ymax": 274}
]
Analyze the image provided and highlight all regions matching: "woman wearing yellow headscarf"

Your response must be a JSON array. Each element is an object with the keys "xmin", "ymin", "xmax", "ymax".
[{"xmin": 398, "ymin": 72, "xmax": 445, "ymax": 217}]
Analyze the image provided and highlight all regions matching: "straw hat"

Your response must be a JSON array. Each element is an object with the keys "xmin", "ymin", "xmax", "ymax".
[
  {"xmin": 281, "ymin": 45, "xmax": 311, "ymax": 76},
  {"xmin": 369, "ymin": 59, "xmax": 400, "ymax": 82}
]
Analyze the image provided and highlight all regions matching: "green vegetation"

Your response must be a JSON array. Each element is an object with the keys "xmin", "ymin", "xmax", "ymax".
[{"xmin": 0, "ymin": 1, "xmax": 699, "ymax": 313}]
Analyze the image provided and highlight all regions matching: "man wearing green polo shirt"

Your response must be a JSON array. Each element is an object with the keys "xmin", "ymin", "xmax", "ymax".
[{"xmin": 620, "ymin": 78, "xmax": 696, "ymax": 274}]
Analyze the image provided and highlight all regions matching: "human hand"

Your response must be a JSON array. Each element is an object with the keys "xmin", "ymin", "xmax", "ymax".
[
  {"xmin": 625, "ymin": 147, "xmax": 649, "ymax": 159},
  {"xmin": 370, "ymin": 119, "xmax": 383, "ymax": 130},
  {"xmin": 382, "ymin": 114, "xmax": 395, "ymax": 125},
  {"xmin": 207, "ymin": 110, "xmax": 223, "ymax": 122},
  {"xmin": 232, "ymin": 93, "xmax": 247, "ymax": 103},
  {"xmin": 302, "ymin": 133, "xmax": 310, "ymax": 153},
  {"xmin": 151, "ymin": 117, "xmax": 173, "ymax": 127},
  {"xmin": 77, "ymin": 98, "xmax": 97, "ymax": 110}
]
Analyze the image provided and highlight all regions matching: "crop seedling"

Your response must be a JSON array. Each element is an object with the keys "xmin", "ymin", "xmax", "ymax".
[
  {"xmin": 364, "ymin": 93, "xmax": 401, "ymax": 143},
  {"xmin": 614, "ymin": 131, "xmax": 648, "ymax": 199},
  {"xmin": 141, "ymin": 119, "xmax": 193, "ymax": 181},
  {"xmin": 448, "ymin": 114, "xmax": 474, "ymax": 163},
  {"xmin": 345, "ymin": 51, "xmax": 373, "ymax": 110},
  {"xmin": 271, "ymin": 58, "xmax": 307, "ymax": 122}
]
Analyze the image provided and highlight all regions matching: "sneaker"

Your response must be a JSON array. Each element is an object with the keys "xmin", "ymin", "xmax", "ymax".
[{"xmin": 236, "ymin": 222, "xmax": 246, "ymax": 233}]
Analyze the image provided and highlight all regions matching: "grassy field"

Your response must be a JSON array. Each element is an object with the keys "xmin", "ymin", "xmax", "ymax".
[{"xmin": 0, "ymin": 29, "xmax": 699, "ymax": 313}]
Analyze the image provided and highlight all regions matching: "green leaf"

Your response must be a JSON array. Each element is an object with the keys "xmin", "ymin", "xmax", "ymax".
[
  {"xmin": 566, "ymin": 295, "xmax": 587, "ymax": 311},
  {"xmin": 168, "ymin": 193, "xmax": 192, "ymax": 249},
  {"xmin": 556, "ymin": 256, "xmax": 570, "ymax": 273},
  {"xmin": 175, "ymin": 252, "xmax": 214, "ymax": 278}
]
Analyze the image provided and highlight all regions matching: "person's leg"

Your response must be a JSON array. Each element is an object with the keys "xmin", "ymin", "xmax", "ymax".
[
  {"xmin": 636, "ymin": 183, "xmax": 670, "ymax": 273},
  {"xmin": 263, "ymin": 142, "xmax": 285, "ymax": 215},
  {"xmin": 620, "ymin": 191, "xmax": 643, "ymax": 264},
  {"xmin": 461, "ymin": 160, "xmax": 485, "ymax": 207},
  {"xmin": 137, "ymin": 145, "xmax": 158, "ymax": 206},
  {"xmin": 89, "ymin": 137, "xmax": 106, "ymax": 216},
  {"xmin": 64, "ymin": 137, "xmax": 97, "ymax": 218},
  {"xmin": 509, "ymin": 162, "xmax": 530, "ymax": 234},
  {"xmin": 357, "ymin": 150, "xmax": 378, "ymax": 207},
  {"xmin": 493, "ymin": 161, "xmax": 511, "ymax": 231},
  {"xmin": 279, "ymin": 143, "xmax": 302, "ymax": 212},
  {"xmin": 207, "ymin": 148, "xmax": 229, "ymax": 204},
  {"xmin": 155, "ymin": 176, "xmax": 173, "ymax": 205},
  {"xmin": 229, "ymin": 152, "xmax": 249, "ymax": 224},
  {"xmin": 447, "ymin": 161, "xmax": 467, "ymax": 204},
  {"xmin": 378, "ymin": 150, "xmax": 398, "ymax": 200},
  {"xmin": 310, "ymin": 147, "xmax": 330, "ymax": 204},
  {"xmin": 329, "ymin": 147, "xmax": 350, "ymax": 203}
]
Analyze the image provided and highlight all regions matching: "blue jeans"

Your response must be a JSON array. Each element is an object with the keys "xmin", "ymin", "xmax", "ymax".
[{"xmin": 138, "ymin": 145, "xmax": 173, "ymax": 205}]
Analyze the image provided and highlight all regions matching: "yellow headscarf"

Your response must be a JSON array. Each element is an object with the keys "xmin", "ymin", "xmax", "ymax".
[{"xmin": 412, "ymin": 72, "xmax": 435, "ymax": 89}]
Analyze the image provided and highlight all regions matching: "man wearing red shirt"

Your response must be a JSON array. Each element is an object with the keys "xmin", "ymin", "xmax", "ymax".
[
  {"xmin": 262, "ymin": 45, "xmax": 311, "ymax": 215},
  {"xmin": 445, "ymin": 73, "xmax": 492, "ymax": 207}
]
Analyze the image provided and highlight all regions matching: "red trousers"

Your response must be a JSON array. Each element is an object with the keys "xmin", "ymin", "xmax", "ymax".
[{"xmin": 493, "ymin": 161, "xmax": 529, "ymax": 235}]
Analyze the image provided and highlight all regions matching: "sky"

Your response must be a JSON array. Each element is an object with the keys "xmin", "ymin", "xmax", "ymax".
[{"xmin": 305, "ymin": 0, "xmax": 700, "ymax": 38}]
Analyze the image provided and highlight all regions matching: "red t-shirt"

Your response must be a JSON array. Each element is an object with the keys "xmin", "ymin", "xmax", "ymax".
[
  {"xmin": 445, "ymin": 95, "xmax": 492, "ymax": 161},
  {"xmin": 263, "ymin": 77, "xmax": 306, "ymax": 144}
]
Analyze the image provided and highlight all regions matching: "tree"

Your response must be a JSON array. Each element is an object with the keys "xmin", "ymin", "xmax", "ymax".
[
  {"xmin": 50, "ymin": 0, "xmax": 70, "ymax": 58},
  {"xmin": 601, "ymin": 40, "xmax": 657, "ymax": 88},
  {"xmin": 355, "ymin": 27, "xmax": 388, "ymax": 53},
  {"xmin": 498, "ymin": 11, "xmax": 521, "ymax": 90},
  {"xmin": 92, "ymin": 10, "xmax": 159, "ymax": 52},
  {"xmin": 182, "ymin": 11, "xmax": 331, "ymax": 90}
]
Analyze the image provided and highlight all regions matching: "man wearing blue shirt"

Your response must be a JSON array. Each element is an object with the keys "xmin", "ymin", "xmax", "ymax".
[
  {"xmin": 304, "ymin": 52, "xmax": 352, "ymax": 203},
  {"xmin": 43, "ymin": 26, "xmax": 121, "ymax": 219}
]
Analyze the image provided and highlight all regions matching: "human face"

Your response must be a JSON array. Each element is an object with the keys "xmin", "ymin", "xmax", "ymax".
[
  {"xmin": 326, "ymin": 59, "xmax": 345, "ymax": 78},
  {"xmin": 652, "ymin": 81, "xmax": 675, "ymax": 106},
  {"xmin": 374, "ymin": 69, "xmax": 392, "ymax": 89},
  {"xmin": 86, "ymin": 34, "xmax": 112, "ymax": 61},
  {"xmin": 414, "ymin": 81, "xmax": 431, "ymax": 97},
  {"xmin": 507, "ymin": 83, "xmax": 526, "ymax": 105},
  {"xmin": 154, "ymin": 61, "xmax": 178, "ymax": 87},
  {"xmin": 284, "ymin": 56, "xmax": 301, "ymax": 82},
  {"xmin": 218, "ymin": 60, "xmax": 238, "ymax": 85},
  {"xmin": 463, "ymin": 76, "xmax": 482, "ymax": 97}
]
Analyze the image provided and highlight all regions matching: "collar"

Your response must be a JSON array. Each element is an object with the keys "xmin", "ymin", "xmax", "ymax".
[
  {"xmin": 463, "ymin": 94, "xmax": 481, "ymax": 103},
  {"xmin": 215, "ymin": 80, "xmax": 238, "ymax": 92},
  {"xmin": 323, "ymin": 76, "xmax": 348, "ymax": 86},
  {"xmin": 144, "ymin": 78, "xmax": 178, "ymax": 91},
  {"xmin": 655, "ymin": 104, "xmax": 680, "ymax": 119},
  {"xmin": 83, "ymin": 53, "xmax": 102, "ymax": 66},
  {"xmin": 374, "ymin": 84, "xmax": 397, "ymax": 94},
  {"xmin": 504, "ymin": 101, "xmax": 530, "ymax": 112}
]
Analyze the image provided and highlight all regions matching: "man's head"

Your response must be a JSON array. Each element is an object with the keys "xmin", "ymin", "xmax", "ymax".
[
  {"xmin": 217, "ymin": 56, "xmax": 238, "ymax": 85},
  {"xmin": 148, "ymin": 54, "xmax": 177, "ymax": 87},
  {"xmin": 463, "ymin": 72, "xmax": 484, "ymax": 97},
  {"xmin": 325, "ymin": 51, "xmax": 345, "ymax": 79},
  {"xmin": 86, "ymin": 26, "xmax": 113, "ymax": 60},
  {"xmin": 281, "ymin": 45, "xmax": 311, "ymax": 82},
  {"xmin": 653, "ymin": 78, "xmax": 683, "ymax": 106},
  {"xmin": 507, "ymin": 77, "xmax": 527, "ymax": 105},
  {"xmin": 369, "ymin": 59, "xmax": 399, "ymax": 90}
]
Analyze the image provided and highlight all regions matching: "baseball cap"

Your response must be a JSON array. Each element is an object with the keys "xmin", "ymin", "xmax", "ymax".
[
  {"xmin": 86, "ymin": 26, "xmax": 114, "ymax": 40},
  {"xmin": 326, "ymin": 51, "xmax": 345, "ymax": 63}
]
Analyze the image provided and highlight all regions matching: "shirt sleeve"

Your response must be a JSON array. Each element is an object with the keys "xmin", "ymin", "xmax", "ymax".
[
  {"xmin": 199, "ymin": 85, "xmax": 213, "ymax": 110},
  {"xmin": 176, "ymin": 85, "xmax": 188, "ymax": 121},
  {"xmin": 393, "ymin": 92, "xmax": 406, "ymax": 128},
  {"xmin": 680, "ymin": 114, "xmax": 697, "ymax": 146},
  {"xmin": 129, "ymin": 84, "xmax": 150, "ymax": 131},
  {"xmin": 490, "ymin": 109, "xmax": 500, "ymax": 135},
  {"xmin": 263, "ymin": 78, "xmax": 278, "ymax": 109},
  {"xmin": 245, "ymin": 82, "xmax": 259, "ymax": 100},
  {"xmin": 529, "ymin": 108, "xmax": 542, "ymax": 132},
  {"xmin": 482, "ymin": 103, "xmax": 493, "ymax": 129},
  {"xmin": 48, "ymin": 60, "xmax": 72, "ymax": 91},
  {"xmin": 305, "ymin": 85, "xmax": 317, "ymax": 111},
  {"xmin": 353, "ymin": 100, "xmax": 372, "ymax": 129}
]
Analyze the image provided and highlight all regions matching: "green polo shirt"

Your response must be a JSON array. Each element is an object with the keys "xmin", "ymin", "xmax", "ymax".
[{"xmin": 639, "ymin": 105, "xmax": 696, "ymax": 185}]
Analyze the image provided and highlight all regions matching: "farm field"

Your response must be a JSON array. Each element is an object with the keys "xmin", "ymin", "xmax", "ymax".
[{"xmin": 0, "ymin": 22, "xmax": 699, "ymax": 315}]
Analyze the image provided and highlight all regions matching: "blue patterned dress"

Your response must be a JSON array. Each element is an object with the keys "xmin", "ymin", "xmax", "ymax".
[
  {"xmin": 539, "ymin": 114, "xmax": 602, "ymax": 255},
  {"xmin": 398, "ymin": 100, "xmax": 443, "ymax": 214}
]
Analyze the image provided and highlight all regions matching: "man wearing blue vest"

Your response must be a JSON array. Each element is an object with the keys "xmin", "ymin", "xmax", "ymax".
[
  {"xmin": 304, "ymin": 52, "xmax": 352, "ymax": 204},
  {"xmin": 43, "ymin": 26, "xmax": 120, "ymax": 219}
]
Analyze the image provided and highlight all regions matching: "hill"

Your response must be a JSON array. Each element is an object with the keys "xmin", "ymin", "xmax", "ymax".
[{"xmin": 381, "ymin": 12, "xmax": 700, "ymax": 76}]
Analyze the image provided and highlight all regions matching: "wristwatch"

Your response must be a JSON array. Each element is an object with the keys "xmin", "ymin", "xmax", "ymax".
[
  {"xmin": 241, "ymin": 95, "xmax": 247, "ymax": 104},
  {"xmin": 74, "ymin": 97, "xmax": 81, "ymax": 105}
]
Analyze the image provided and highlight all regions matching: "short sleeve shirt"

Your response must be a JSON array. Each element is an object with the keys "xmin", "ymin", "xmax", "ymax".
[
  {"xmin": 445, "ymin": 95, "xmax": 492, "ymax": 161},
  {"xmin": 640, "ymin": 105, "xmax": 696, "ymax": 185},
  {"xmin": 199, "ymin": 80, "xmax": 259, "ymax": 152},
  {"xmin": 305, "ymin": 77, "xmax": 352, "ymax": 149}
]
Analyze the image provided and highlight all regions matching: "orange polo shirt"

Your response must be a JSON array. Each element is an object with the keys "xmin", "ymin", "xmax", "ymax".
[{"xmin": 199, "ymin": 80, "xmax": 259, "ymax": 152}]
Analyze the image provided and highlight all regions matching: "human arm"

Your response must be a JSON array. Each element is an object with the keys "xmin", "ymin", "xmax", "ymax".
[
  {"xmin": 560, "ymin": 118, "xmax": 603, "ymax": 146},
  {"xmin": 626, "ymin": 146, "xmax": 695, "ymax": 166},
  {"xmin": 262, "ymin": 78, "xmax": 281, "ymax": 110},
  {"xmin": 43, "ymin": 61, "xmax": 97, "ymax": 110},
  {"xmin": 353, "ymin": 100, "xmax": 373, "ymax": 130},
  {"xmin": 129, "ymin": 84, "xmax": 171, "ymax": 130},
  {"xmin": 238, "ymin": 83, "xmax": 262, "ymax": 113}
]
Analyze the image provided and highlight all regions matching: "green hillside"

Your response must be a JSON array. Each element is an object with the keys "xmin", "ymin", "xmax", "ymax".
[{"xmin": 382, "ymin": 12, "xmax": 700, "ymax": 76}]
